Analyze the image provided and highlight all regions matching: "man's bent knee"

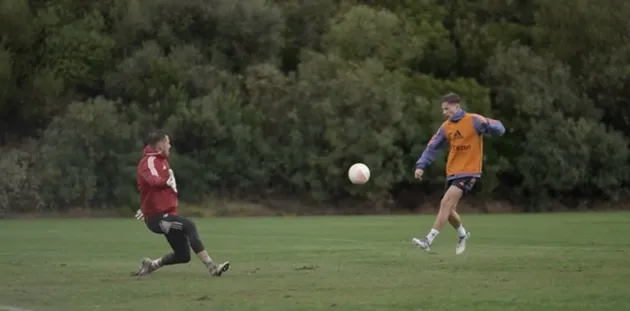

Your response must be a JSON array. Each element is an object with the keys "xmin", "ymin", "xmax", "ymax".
[
  {"xmin": 173, "ymin": 251, "xmax": 191, "ymax": 264},
  {"xmin": 180, "ymin": 217, "xmax": 205, "ymax": 253}
]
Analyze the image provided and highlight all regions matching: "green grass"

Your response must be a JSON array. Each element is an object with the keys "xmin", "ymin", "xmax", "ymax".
[{"xmin": 1, "ymin": 212, "xmax": 630, "ymax": 311}]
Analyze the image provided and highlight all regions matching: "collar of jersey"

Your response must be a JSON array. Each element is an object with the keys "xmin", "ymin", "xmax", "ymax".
[{"xmin": 449, "ymin": 109, "xmax": 465, "ymax": 122}]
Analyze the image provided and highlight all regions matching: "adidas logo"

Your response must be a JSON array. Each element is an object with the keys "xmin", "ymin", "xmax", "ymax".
[{"xmin": 451, "ymin": 130, "xmax": 464, "ymax": 140}]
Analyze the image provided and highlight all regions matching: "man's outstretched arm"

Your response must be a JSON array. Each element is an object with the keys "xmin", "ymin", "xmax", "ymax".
[
  {"xmin": 416, "ymin": 125, "xmax": 448, "ymax": 170},
  {"xmin": 472, "ymin": 114, "xmax": 505, "ymax": 136}
]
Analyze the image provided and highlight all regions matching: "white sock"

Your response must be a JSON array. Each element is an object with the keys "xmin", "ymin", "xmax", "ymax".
[
  {"xmin": 197, "ymin": 252, "xmax": 214, "ymax": 267},
  {"xmin": 456, "ymin": 225, "xmax": 467, "ymax": 237},
  {"xmin": 426, "ymin": 229, "xmax": 440, "ymax": 244},
  {"xmin": 151, "ymin": 258, "xmax": 162, "ymax": 269}
]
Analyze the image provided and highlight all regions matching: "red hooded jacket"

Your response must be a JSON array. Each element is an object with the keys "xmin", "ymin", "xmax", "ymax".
[{"xmin": 136, "ymin": 145, "xmax": 178, "ymax": 219}]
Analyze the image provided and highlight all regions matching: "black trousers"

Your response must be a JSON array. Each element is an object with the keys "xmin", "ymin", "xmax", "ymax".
[{"xmin": 145, "ymin": 213, "xmax": 206, "ymax": 265}]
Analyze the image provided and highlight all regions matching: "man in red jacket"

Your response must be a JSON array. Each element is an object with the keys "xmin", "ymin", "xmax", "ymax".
[{"xmin": 132, "ymin": 129, "xmax": 230, "ymax": 277}]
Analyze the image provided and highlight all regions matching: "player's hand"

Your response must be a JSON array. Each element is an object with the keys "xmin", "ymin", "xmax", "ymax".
[
  {"xmin": 134, "ymin": 209, "xmax": 144, "ymax": 220},
  {"xmin": 414, "ymin": 168, "xmax": 424, "ymax": 180}
]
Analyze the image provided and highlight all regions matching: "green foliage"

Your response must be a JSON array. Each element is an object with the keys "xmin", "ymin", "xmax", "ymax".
[
  {"xmin": 211, "ymin": 0, "xmax": 286, "ymax": 71},
  {"xmin": 2, "ymin": 0, "xmax": 630, "ymax": 213},
  {"xmin": 0, "ymin": 143, "xmax": 43, "ymax": 216},
  {"xmin": 517, "ymin": 114, "xmax": 629, "ymax": 202},
  {"xmin": 37, "ymin": 97, "xmax": 142, "ymax": 210},
  {"xmin": 104, "ymin": 41, "xmax": 188, "ymax": 117},
  {"xmin": 41, "ymin": 11, "xmax": 115, "ymax": 90},
  {"xmin": 279, "ymin": 0, "xmax": 341, "ymax": 71},
  {"xmin": 165, "ymin": 88, "xmax": 268, "ymax": 201},
  {"xmin": 289, "ymin": 52, "xmax": 412, "ymax": 203},
  {"xmin": 321, "ymin": 4, "xmax": 425, "ymax": 70},
  {"xmin": 0, "ymin": 46, "xmax": 13, "ymax": 107}
]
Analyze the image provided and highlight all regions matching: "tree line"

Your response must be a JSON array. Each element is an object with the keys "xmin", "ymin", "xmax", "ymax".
[{"xmin": 1, "ymin": 0, "xmax": 629, "ymax": 216}]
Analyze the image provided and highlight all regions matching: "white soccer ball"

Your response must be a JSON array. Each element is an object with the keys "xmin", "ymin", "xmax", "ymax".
[{"xmin": 348, "ymin": 163, "xmax": 370, "ymax": 184}]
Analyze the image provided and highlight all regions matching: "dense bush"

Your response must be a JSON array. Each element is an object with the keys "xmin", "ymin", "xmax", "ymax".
[{"xmin": 1, "ymin": 0, "xmax": 629, "ymax": 215}]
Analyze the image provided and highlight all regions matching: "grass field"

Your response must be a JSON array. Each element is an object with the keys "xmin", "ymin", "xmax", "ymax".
[{"xmin": 1, "ymin": 212, "xmax": 630, "ymax": 311}]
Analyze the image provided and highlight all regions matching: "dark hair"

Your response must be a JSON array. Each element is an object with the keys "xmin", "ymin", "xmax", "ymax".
[
  {"xmin": 146, "ymin": 129, "xmax": 168, "ymax": 147},
  {"xmin": 442, "ymin": 93, "xmax": 461, "ymax": 104}
]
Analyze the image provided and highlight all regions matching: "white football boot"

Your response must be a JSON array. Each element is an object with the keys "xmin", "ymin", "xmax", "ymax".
[
  {"xmin": 456, "ymin": 232, "xmax": 471, "ymax": 255},
  {"xmin": 209, "ymin": 261, "xmax": 230, "ymax": 276},
  {"xmin": 132, "ymin": 258, "xmax": 158, "ymax": 276},
  {"xmin": 412, "ymin": 237, "xmax": 431, "ymax": 251}
]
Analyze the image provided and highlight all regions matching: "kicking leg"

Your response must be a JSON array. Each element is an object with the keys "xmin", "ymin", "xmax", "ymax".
[
  {"xmin": 413, "ymin": 185, "xmax": 464, "ymax": 251},
  {"xmin": 449, "ymin": 210, "xmax": 468, "ymax": 237},
  {"xmin": 179, "ymin": 216, "xmax": 230, "ymax": 276},
  {"xmin": 449, "ymin": 210, "xmax": 470, "ymax": 255},
  {"xmin": 133, "ymin": 217, "xmax": 191, "ymax": 276}
]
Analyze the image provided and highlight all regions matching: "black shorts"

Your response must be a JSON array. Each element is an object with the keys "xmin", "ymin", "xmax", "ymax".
[
  {"xmin": 445, "ymin": 176, "xmax": 478, "ymax": 195},
  {"xmin": 144, "ymin": 213, "xmax": 206, "ymax": 254},
  {"xmin": 145, "ymin": 213, "xmax": 191, "ymax": 235}
]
